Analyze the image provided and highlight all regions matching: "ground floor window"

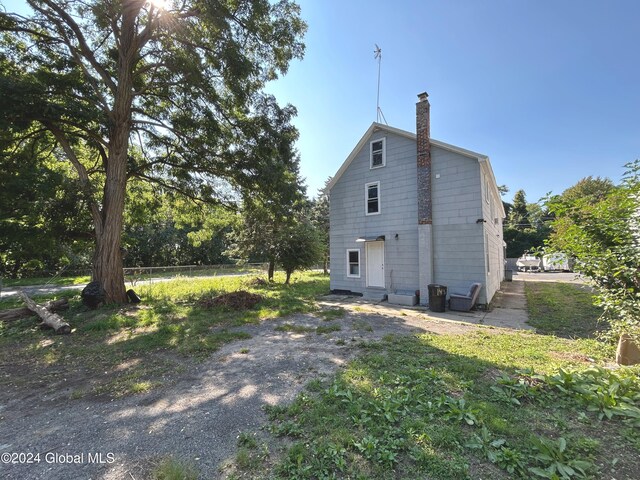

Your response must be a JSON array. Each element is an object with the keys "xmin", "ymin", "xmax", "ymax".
[{"xmin": 347, "ymin": 249, "xmax": 360, "ymax": 278}]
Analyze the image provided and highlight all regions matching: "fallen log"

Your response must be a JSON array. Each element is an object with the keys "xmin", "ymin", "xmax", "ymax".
[
  {"xmin": 17, "ymin": 291, "xmax": 71, "ymax": 334},
  {"xmin": 0, "ymin": 306, "xmax": 31, "ymax": 322},
  {"xmin": 0, "ymin": 298, "xmax": 69, "ymax": 322}
]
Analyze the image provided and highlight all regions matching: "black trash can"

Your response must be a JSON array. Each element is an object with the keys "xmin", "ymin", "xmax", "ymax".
[{"xmin": 428, "ymin": 284, "xmax": 447, "ymax": 312}]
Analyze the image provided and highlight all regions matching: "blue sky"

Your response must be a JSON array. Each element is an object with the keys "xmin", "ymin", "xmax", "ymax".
[
  {"xmin": 4, "ymin": 0, "xmax": 638, "ymax": 205},
  {"xmin": 266, "ymin": 0, "xmax": 640, "ymax": 204}
]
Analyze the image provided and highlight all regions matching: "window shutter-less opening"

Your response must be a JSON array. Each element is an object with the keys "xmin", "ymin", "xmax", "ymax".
[
  {"xmin": 366, "ymin": 182, "xmax": 380, "ymax": 215},
  {"xmin": 347, "ymin": 249, "xmax": 360, "ymax": 277},
  {"xmin": 370, "ymin": 138, "xmax": 385, "ymax": 168}
]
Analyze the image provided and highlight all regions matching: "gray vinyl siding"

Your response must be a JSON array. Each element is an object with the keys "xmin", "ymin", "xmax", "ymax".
[
  {"xmin": 330, "ymin": 127, "xmax": 503, "ymax": 305},
  {"xmin": 481, "ymin": 165, "xmax": 506, "ymax": 303},
  {"xmin": 330, "ymin": 130, "xmax": 419, "ymax": 294},
  {"xmin": 430, "ymin": 146, "xmax": 489, "ymax": 303}
]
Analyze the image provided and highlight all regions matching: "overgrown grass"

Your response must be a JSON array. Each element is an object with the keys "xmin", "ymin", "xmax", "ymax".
[
  {"xmin": 316, "ymin": 323, "xmax": 342, "ymax": 334},
  {"xmin": 0, "ymin": 271, "xmax": 329, "ymax": 398},
  {"xmin": 235, "ymin": 432, "xmax": 269, "ymax": 473},
  {"xmin": 525, "ymin": 282, "xmax": 604, "ymax": 338},
  {"xmin": 0, "ymin": 291, "xmax": 78, "ymax": 311},
  {"xmin": 0, "ymin": 266, "xmax": 263, "ymax": 288},
  {"xmin": 0, "ymin": 274, "xmax": 91, "ymax": 288},
  {"xmin": 317, "ymin": 307, "xmax": 346, "ymax": 321},
  {"xmin": 226, "ymin": 286, "xmax": 630, "ymax": 479},
  {"xmin": 153, "ymin": 456, "xmax": 199, "ymax": 480},
  {"xmin": 254, "ymin": 332, "xmax": 638, "ymax": 479}
]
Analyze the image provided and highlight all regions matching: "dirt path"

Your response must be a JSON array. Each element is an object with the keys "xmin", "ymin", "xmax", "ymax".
[{"xmin": 0, "ymin": 300, "xmax": 515, "ymax": 479}]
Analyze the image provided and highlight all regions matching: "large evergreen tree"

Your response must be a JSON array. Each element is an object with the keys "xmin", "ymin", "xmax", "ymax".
[
  {"xmin": 0, "ymin": 0, "xmax": 305, "ymax": 302},
  {"xmin": 508, "ymin": 189, "xmax": 530, "ymax": 229},
  {"xmin": 227, "ymin": 151, "xmax": 312, "ymax": 282},
  {"xmin": 503, "ymin": 189, "xmax": 551, "ymax": 257}
]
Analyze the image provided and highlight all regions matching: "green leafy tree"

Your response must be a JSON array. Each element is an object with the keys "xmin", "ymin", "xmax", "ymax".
[
  {"xmin": 504, "ymin": 227, "xmax": 550, "ymax": 258},
  {"xmin": 278, "ymin": 216, "xmax": 322, "ymax": 284},
  {"xmin": 559, "ymin": 176, "xmax": 614, "ymax": 204},
  {"xmin": 498, "ymin": 184, "xmax": 512, "ymax": 219},
  {"xmin": 0, "ymin": 0, "xmax": 305, "ymax": 302},
  {"xmin": 122, "ymin": 181, "xmax": 234, "ymax": 267},
  {"xmin": 228, "ymin": 192, "xmax": 303, "ymax": 282},
  {"xmin": 503, "ymin": 189, "xmax": 551, "ymax": 257},
  {"xmin": 227, "ymin": 158, "xmax": 321, "ymax": 284},
  {"xmin": 226, "ymin": 138, "xmax": 307, "ymax": 281},
  {"xmin": 0, "ymin": 137, "xmax": 93, "ymax": 277},
  {"xmin": 310, "ymin": 177, "xmax": 331, "ymax": 274},
  {"xmin": 546, "ymin": 164, "xmax": 640, "ymax": 342},
  {"xmin": 227, "ymin": 199, "xmax": 280, "ymax": 280}
]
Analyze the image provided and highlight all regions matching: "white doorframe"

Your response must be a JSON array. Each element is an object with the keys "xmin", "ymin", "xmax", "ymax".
[{"xmin": 366, "ymin": 241, "xmax": 385, "ymax": 288}]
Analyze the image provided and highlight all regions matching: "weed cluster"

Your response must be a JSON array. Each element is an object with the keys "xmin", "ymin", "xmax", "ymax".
[{"xmin": 263, "ymin": 334, "xmax": 639, "ymax": 479}]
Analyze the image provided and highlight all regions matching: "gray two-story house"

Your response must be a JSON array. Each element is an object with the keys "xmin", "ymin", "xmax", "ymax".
[{"xmin": 328, "ymin": 92, "xmax": 505, "ymax": 306}]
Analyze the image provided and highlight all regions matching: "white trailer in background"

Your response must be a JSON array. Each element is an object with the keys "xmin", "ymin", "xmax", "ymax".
[{"xmin": 542, "ymin": 253, "xmax": 572, "ymax": 272}]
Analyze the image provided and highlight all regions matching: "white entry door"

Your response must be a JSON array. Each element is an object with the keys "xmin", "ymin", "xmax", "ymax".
[{"xmin": 366, "ymin": 241, "xmax": 385, "ymax": 288}]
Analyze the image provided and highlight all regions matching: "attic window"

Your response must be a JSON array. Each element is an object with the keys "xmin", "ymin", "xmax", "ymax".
[{"xmin": 370, "ymin": 138, "xmax": 386, "ymax": 169}]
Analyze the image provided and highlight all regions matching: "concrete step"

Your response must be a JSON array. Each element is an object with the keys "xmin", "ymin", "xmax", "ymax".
[
  {"xmin": 388, "ymin": 292, "xmax": 417, "ymax": 306},
  {"xmin": 363, "ymin": 291, "xmax": 387, "ymax": 302}
]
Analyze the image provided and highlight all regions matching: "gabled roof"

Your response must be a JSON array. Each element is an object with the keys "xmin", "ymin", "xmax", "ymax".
[{"xmin": 328, "ymin": 122, "xmax": 506, "ymax": 217}]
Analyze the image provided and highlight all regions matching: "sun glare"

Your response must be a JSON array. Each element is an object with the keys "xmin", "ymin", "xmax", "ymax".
[{"xmin": 148, "ymin": 0, "xmax": 169, "ymax": 10}]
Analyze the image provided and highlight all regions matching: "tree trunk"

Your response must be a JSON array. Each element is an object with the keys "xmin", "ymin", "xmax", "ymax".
[
  {"xmin": 91, "ymin": 4, "xmax": 139, "ymax": 304},
  {"xmin": 11, "ymin": 260, "xmax": 21, "ymax": 278},
  {"xmin": 268, "ymin": 260, "xmax": 275, "ymax": 282},
  {"xmin": 93, "ymin": 136, "xmax": 128, "ymax": 304},
  {"xmin": 285, "ymin": 269, "xmax": 292, "ymax": 285},
  {"xmin": 18, "ymin": 291, "xmax": 71, "ymax": 334},
  {"xmin": 616, "ymin": 333, "xmax": 640, "ymax": 365},
  {"xmin": 323, "ymin": 253, "xmax": 329, "ymax": 275},
  {"xmin": 93, "ymin": 228, "xmax": 127, "ymax": 303}
]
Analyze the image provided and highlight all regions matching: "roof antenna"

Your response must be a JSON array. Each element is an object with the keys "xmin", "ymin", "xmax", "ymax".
[{"xmin": 374, "ymin": 44, "xmax": 388, "ymax": 125}]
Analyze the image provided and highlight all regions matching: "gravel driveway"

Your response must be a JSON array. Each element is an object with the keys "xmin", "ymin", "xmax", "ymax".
[{"xmin": 0, "ymin": 302, "xmax": 489, "ymax": 480}]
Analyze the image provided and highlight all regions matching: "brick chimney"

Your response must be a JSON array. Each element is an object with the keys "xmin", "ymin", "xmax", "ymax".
[
  {"xmin": 416, "ymin": 92, "xmax": 433, "ymax": 304},
  {"xmin": 416, "ymin": 92, "xmax": 432, "ymax": 224}
]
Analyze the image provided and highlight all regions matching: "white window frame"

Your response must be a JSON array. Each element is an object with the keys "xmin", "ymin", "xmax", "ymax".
[
  {"xmin": 369, "ymin": 137, "xmax": 386, "ymax": 169},
  {"xmin": 365, "ymin": 181, "xmax": 381, "ymax": 216},
  {"xmin": 346, "ymin": 249, "xmax": 361, "ymax": 278}
]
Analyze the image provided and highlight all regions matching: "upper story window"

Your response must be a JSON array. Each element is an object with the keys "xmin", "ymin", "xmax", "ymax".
[
  {"xmin": 365, "ymin": 181, "xmax": 380, "ymax": 215},
  {"xmin": 370, "ymin": 138, "xmax": 386, "ymax": 169}
]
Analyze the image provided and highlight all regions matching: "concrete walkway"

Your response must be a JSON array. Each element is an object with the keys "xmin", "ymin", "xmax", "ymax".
[
  {"xmin": 321, "ymin": 278, "xmax": 532, "ymax": 331},
  {"xmin": 480, "ymin": 279, "xmax": 532, "ymax": 330}
]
